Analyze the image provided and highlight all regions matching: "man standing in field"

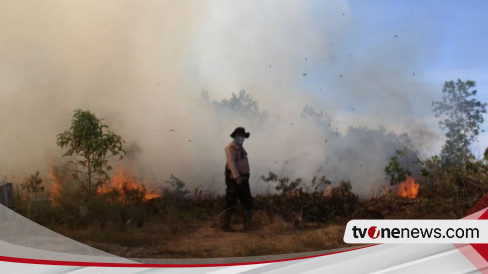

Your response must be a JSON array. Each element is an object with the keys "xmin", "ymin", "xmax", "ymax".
[{"xmin": 223, "ymin": 127, "xmax": 253, "ymax": 231}]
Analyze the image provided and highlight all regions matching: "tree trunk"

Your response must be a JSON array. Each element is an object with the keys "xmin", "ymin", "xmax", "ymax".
[{"xmin": 87, "ymin": 159, "xmax": 92, "ymax": 193}]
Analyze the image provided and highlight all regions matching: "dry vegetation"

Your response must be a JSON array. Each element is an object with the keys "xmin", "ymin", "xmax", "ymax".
[
  {"xmin": 10, "ymin": 163, "xmax": 488, "ymax": 259},
  {"xmin": 7, "ymin": 80, "xmax": 484, "ymax": 259}
]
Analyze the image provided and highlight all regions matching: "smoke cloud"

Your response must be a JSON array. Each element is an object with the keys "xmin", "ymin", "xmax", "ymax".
[{"xmin": 0, "ymin": 0, "xmax": 442, "ymax": 197}]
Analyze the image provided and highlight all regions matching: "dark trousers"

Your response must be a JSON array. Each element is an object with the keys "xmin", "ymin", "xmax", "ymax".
[{"xmin": 225, "ymin": 168, "xmax": 252, "ymax": 210}]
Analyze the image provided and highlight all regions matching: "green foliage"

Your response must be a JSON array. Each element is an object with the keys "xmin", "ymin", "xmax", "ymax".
[
  {"xmin": 21, "ymin": 171, "xmax": 44, "ymax": 199},
  {"xmin": 419, "ymin": 155, "xmax": 441, "ymax": 179},
  {"xmin": 418, "ymin": 153, "xmax": 488, "ymax": 202},
  {"xmin": 432, "ymin": 79, "xmax": 487, "ymax": 166},
  {"xmin": 57, "ymin": 109, "xmax": 126, "ymax": 192},
  {"xmin": 384, "ymin": 148, "xmax": 412, "ymax": 185}
]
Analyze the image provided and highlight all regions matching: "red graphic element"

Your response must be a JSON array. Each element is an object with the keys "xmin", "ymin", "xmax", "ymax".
[
  {"xmin": 368, "ymin": 226, "xmax": 379, "ymax": 239},
  {"xmin": 0, "ymin": 245, "xmax": 378, "ymax": 268},
  {"xmin": 470, "ymin": 209, "xmax": 488, "ymax": 262},
  {"xmin": 229, "ymin": 145, "xmax": 235, "ymax": 152},
  {"xmin": 456, "ymin": 193, "xmax": 488, "ymax": 272},
  {"xmin": 465, "ymin": 193, "xmax": 488, "ymax": 217}
]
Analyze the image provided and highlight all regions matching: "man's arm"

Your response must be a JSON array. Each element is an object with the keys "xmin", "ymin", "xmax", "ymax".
[{"xmin": 225, "ymin": 144, "xmax": 240, "ymax": 181}]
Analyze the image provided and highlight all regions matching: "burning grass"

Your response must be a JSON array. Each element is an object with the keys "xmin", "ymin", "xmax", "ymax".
[
  {"xmin": 98, "ymin": 166, "xmax": 161, "ymax": 202},
  {"xmin": 9, "ymin": 164, "xmax": 488, "ymax": 258}
]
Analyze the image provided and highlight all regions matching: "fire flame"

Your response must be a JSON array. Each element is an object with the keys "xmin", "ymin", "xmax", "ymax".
[
  {"xmin": 49, "ymin": 166, "xmax": 62, "ymax": 201},
  {"xmin": 397, "ymin": 176, "xmax": 419, "ymax": 199},
  {"xmin": 49, "ymin": 165, "xmax": 160, "ymax": 203},
  {"xmin": 98, "ymin": 166, "xmax": 161, "ymax": 202}
]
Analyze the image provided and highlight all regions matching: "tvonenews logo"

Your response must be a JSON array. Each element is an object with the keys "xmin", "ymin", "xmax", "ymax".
[{"xmin": 344, "ymin": 220, "xmax": 488, "ymax": 244}]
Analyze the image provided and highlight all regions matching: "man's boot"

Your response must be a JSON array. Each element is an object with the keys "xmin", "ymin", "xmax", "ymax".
[
  {"xmin": 244, "ymin": 209, "xmax": 252, "ymax": 231},
  {"xmin": 222, "ymin": 209, "xmax": 233, "ymax": 232}
]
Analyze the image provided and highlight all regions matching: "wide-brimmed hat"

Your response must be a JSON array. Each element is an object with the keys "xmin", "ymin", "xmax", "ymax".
[{"xmin": 230, "ymin": 127, "xmax": 250, "ymax": 138}]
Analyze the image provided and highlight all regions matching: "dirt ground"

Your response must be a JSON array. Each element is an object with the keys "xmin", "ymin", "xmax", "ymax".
[
  {"xmin": 53, "ymin": 210, "xmax": 353, "ymax": 259},
  {"xmin": 40, "ymin": 193, "xmax": 472, "ymax": 260},
  {"xmin": 97, "ymin": 223, "xmax": 348, "ymax": 259}
]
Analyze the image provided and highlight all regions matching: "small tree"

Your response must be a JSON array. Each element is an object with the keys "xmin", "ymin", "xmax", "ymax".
[
  {"xmin": 21, "ymin": 171, "xmax": 44, "ymax": 199},
  {"xmin": 384, "ymin": 148, "xmax": 412, "ymax": 185},
  {"xmin": 432, "ymin": 79, "xmax": 487, "ymax": 166},
  {"xmin": 57, "ymin": 109, "xmax": 126, "ymax": 193}
]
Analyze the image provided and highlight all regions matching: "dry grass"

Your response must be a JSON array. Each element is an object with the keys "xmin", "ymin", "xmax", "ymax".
[
  {"xmin": 46, "ymin": 214, "xmax": 352, "ymax": 258},
  {"xmin": 18, "ymin": 169, "xmax": 484, "ymax": 259}
]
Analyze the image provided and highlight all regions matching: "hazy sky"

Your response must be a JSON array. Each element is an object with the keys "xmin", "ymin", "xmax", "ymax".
[
  {"xmin": 1, "ymin": 1, "xmax": 487, "ymax": 195},
  {"xmin": 350, "ymin": 1, "xmax": 488, "ymax": 155}
]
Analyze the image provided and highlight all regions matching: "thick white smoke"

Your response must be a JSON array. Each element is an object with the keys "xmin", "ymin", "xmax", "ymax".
[{"xmin": 0, "ymin": 0, "xmax": 442, "ymax": 197}]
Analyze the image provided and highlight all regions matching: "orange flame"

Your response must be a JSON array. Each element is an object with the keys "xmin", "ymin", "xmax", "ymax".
[
  {"xmin": 49, "ymin": 166, "xmax": 62, "ymax": 201},
  {"xmin": 98, "ymin": 166, "xmax": 161, "ymax": 202},
  {"xmin": 397, "ymin": 176, "xmax": 419, "ymax": 199}
]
